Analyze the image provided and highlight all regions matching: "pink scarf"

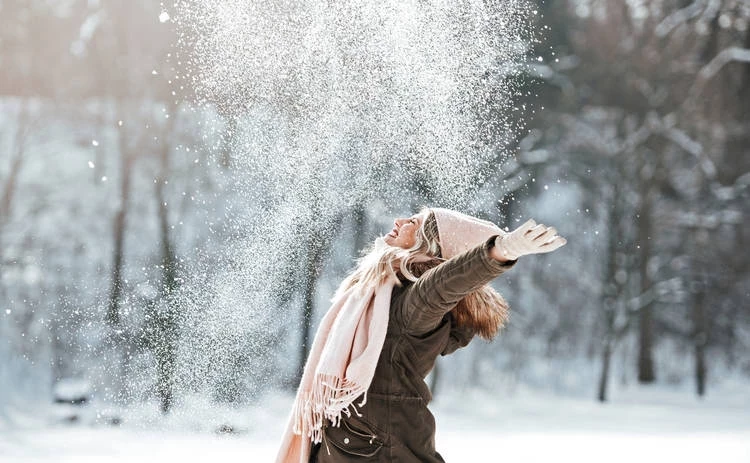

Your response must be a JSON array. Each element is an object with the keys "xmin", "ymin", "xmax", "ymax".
[{"xmin": 275, "ymin": 277, "xmax": 397, "ymax": 463}]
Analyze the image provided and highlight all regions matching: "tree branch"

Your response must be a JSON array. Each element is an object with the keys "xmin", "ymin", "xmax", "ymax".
[
  {"xmin": 655, "ymin": 0, "xmax": 706, "ymax": 38},
  {"xmin": 690, "ymin": 47, "xmax": 750, "ymax": 97}
]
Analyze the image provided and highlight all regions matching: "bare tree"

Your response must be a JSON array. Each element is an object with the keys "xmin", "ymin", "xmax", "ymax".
[
  {"xmin": 531, "ymin": 0, "xmax": 750, "ymax": 396},
  {"xmin": 148, "ymin": 101, "xmax": 180, "ymax": 413}
]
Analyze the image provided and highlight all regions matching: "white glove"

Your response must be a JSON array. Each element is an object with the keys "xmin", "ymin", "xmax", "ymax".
[{"xmin": 494, "ymin": 219, "xmax": 566, "ymax": 260}]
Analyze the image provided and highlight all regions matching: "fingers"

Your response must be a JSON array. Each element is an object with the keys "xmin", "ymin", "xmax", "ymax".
[
  {"xmin": 537, "ymin": 235, "xmax": 567, "ymax": 253},
  {"xmin": 523, "ymin": 223, "xmax": 555, "ymax": 241},
  {"xmin": 521, "ymin": 219, "xmax": 537, "ymax": 234},
  {"xmin": 514, "ymin": 219, "xmax": 537, "ymax": 235},
  {"xmin": 525, "ymin": 224, "xmax": 549, "ymax": 240},
  {"xmin": 526, "ymin": 222, "xmax": 566, "ymax": 253},
  {"xmin": 533, "ymin": 226, "xmax": 557, "ymax": 242},
  {"xmin": 509, "ymin": 219, "xmax": 567, "ymax": 256}
]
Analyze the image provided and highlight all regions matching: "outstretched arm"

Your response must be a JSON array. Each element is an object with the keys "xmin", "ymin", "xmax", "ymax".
[
  {"xmin": 395, "ymin": 235, "xmax": 516, "ymax": 335},
  {"xmin": 491, "ymin": 219, "xmax": 567, "ymax": 261},
  {"xmin": 396, "ymin": 219, "xmax": 566, "ymax": 335}
]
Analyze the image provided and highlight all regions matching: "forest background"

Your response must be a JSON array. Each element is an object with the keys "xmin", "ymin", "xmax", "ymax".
[{"xmin": 0, "ymin": 0, "xmax": 748, "ymax": 430}]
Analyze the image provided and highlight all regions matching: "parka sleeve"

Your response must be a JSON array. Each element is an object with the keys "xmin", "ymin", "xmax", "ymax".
[
  {"xmin": 395, "ymin": 235, "xmax": 516, "ymax": 335},
  {"xmin": 441, "ymin": 322, "xmax": 475, "ymax": 356}
]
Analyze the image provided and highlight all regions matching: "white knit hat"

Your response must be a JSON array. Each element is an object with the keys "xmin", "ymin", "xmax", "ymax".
[{"xmin": 432, "ymin": 208, "xmax": 507, "ymax": 259}]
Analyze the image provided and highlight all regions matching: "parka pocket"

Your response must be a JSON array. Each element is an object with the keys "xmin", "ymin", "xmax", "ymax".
[{"xmin": 325, "ymin": 419, "xmax": 383, "ymax": 458}]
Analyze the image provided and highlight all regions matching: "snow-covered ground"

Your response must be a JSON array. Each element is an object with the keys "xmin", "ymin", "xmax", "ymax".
[{"xmin": 1, "ymin": 383, "xmax": 748, "ymax": 462}]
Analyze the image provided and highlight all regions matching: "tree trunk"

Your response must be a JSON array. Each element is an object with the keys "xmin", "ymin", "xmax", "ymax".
[
  {"xmin": 0, "ymin": 126, "xmax": 26, "ymax": 224},
  {"xmin": 108, "ymin": 206, "xmax": 127, "ymax": 326},
  {"xmin": 107, "ymin": 111, "xmax": 134, "ymax": 327},
  {"xmin": 294, "ymin": 211, "xmax": 345, "ymax": 386},
  {"xmin": 105, "ymin": 103, "xmax": 139, "ymax": 406},
  {"xmin": 597, "ymin": 170, "xmax": 627, "ymax": 402},
  {"xmin": 352, "ymin": 201, "xmax": 369, "ymax": 256},
  {"xmin": 637, "ymin": 182, "xmax": 656, "ymax": 384},
  {"xmin": 155, "ymin": 182, "xmax": 178, "ymax": 414},
  {"xmin": 153, "ymin": 106, "xmax": 179, "ymax": 413},
  {"xmin": 296, "ymin": 237, "xmax": 325, "ymax": 386},
  {"xmin": 692, "ymin": 283, "xmax": 707, "ymax": 397},
  {"xmin": 0, "ymin": 101, "xmax": 28, "ymax": 315},
  {"xmin": 597, "ymin": 340, "xmax": 612, "ymax": 402}
]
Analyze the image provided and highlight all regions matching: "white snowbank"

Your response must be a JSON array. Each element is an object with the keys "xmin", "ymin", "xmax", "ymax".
[{"xmin": 0, "ymin": 384, "xmax": 748, "ymax": 462}]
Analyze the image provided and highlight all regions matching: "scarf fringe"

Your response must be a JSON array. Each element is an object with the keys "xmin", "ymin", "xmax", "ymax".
[{"xmin": 292, "ymin": 374, "xmax": 368, "ymax": 444}]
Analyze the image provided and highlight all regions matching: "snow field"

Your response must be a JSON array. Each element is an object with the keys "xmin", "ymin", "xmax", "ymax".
[{"xmin": 1, "ymin": 385, "xmax": 748, "ymax": 462}]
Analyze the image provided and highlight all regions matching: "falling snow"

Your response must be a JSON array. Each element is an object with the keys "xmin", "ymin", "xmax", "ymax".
[{"xmin": 176, "ymin": 0, "xmax": 535, "ymax": 205}]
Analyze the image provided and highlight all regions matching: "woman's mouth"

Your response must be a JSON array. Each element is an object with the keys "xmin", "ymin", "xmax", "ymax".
[{"xmin": 387, "ymin": 228, "xmax": 397, "ymax": 238}]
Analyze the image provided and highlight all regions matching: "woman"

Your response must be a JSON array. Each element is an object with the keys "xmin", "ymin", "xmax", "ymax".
[{"xmin": 277, "ymin": 208, "xmax": 566, "ymax": 462}]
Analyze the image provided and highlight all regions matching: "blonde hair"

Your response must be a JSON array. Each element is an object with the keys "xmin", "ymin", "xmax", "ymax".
[{"xmin": 337, "ymin": 208, "xmax": 509, "ymax": 340}]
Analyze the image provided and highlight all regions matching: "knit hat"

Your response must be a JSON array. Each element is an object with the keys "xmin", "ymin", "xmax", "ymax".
[{"xmin": 432, "ymin": 208, "xmax": 507, "ymax": 259}]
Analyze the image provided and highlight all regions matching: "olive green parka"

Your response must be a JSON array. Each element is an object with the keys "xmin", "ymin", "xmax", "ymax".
[{"xmin": 310, "ymin": 235, "xmax": 516, "ymax": 462}]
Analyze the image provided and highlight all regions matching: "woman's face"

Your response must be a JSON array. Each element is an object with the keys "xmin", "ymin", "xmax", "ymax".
[{"xmin": 384, "ymin": 214, "xmax": 422, "ymax": 249}]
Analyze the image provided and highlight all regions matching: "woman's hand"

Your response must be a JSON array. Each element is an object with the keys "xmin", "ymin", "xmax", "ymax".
[{"xmin": 491, "ymin": 219, "xmax": 567, "ymax": 261}]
